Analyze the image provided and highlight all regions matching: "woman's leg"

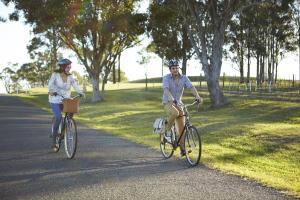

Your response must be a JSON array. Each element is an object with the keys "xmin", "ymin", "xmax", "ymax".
[{"xmin": 50, "ymin": 103, "xmax": 62, "ymax": 136}]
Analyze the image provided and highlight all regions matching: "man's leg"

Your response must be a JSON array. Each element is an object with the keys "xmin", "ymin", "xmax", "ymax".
[
  {"xmin": 164, "ymin": 103, "xmax": 179, "ymax": 131},
  {"xmin": 174, "ymin": 106, "xmax": 185, "ymax": 153},
  {"xmin": 162, "ymin": 103, "xmax": 180, "ymax": 142}
]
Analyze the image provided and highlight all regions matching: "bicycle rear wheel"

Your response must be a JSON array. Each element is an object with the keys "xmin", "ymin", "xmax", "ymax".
[
  {"xmin": 160, "ymin": 129, "xmax": 174, "ymax": 159},
  {"xmin": 184, "ymin": 126, "xmax": 201, "ymax": 166},
  {"xmin": 64, "ymin": 117, "xmax": 77, "ymax": 159}
]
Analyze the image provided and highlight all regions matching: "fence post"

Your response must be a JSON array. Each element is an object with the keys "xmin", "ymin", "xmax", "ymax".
[
  {"xmin": 199, "ymin": 73, "xmax": 202, "ymax": 88},
  {"xmin": 293, "ymin": 74, "xmax": 295, "ymax": 88}
]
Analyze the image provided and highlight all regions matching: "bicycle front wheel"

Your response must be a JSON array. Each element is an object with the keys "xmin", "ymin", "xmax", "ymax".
[
  {"xmin": 64, "ymin": 117, "xmax": 78, "ymax": 159},
  {"xmin": 184, "ymin": 126, "xmax": 201, "ymax": 166}
]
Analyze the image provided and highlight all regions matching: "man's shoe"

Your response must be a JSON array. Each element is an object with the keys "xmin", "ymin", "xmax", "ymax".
[
  {"xmin": 164, "ymin": 130, "xmax": 172, "ymax": 143},
  {"xmin": 180, "ymin": 149, "xmax": 186, "ymax": 156}
]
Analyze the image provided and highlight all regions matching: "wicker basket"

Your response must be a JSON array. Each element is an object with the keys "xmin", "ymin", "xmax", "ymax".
[{"xmin": 62, "ymin": 99, "xmax": 79, "ymax": 113}]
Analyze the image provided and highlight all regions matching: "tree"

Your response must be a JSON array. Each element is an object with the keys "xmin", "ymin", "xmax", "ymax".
[
  {"xmin": 137, "ymin": 50, "xmax": 151, "ymax": 90},
  {"xmin": 0, "ymin": 64, "xmax": 19, "ymax": 93},
  {"xmin": 227, "ymin": 13, "xmax": 246, "ymax": 83},
  {"xmin": 182, "ymin": 0, "xmax": 243, "ymax": 107},
  {"xmin": 2, "ymin": 0, "xmax": 147, "ymax": 102},
  {"xmin": 27, "ymin": 28, "xmax": 63, "ymax": 72},
  {"xmin": 108, "ymin": 69, "xmax": 128, "ymax": 82},
  {"xmin": 181, "ymin": 0, "xmax": 295, "ymax": 107},
  {"xmin": 291, "ymin": 1, "xmax": 300, "ymax": 81},
  {"xmin": 148, "ymin": 0, "xmax": 194, "ymax": 75}
]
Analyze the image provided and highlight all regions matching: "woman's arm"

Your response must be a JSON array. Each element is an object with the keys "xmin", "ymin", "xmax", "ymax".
[{"xmin": 48, "ymin": 73, "xmax": 57, "ymax": 95}]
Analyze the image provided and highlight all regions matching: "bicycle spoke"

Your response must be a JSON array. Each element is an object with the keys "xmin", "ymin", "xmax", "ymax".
[
  {"xmin": 64, "ymin": 118, "xmax": 77, "ymax": 159},
  {"xmin": 184, "ymin": 126, "xmax": 201, "ymax": 166}
]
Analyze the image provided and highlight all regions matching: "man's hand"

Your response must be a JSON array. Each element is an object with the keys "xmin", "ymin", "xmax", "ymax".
[
  {"xmin": 79, "ymin": 92, "xmax": 86, "ymax": 98},
  {"xmin": 173, "ymin": 99, "xmax": 178, "ymax": 105},
  {"xmin": 195, "ymin": 96, "xmax": 203, "ymax": 104}
]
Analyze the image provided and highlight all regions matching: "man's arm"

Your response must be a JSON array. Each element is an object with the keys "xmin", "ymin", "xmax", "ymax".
[
  {"xmin": 191, "ymin": 86, "xmax": 203, "ymax": 104},
  {"xmin": 164, "ymin": 88, "xmax": 175, "ymax": 102}
]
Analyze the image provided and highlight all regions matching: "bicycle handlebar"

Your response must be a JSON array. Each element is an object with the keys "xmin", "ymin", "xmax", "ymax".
[
  {"xmin": 177, "ymin": 99, "xmax": 200, "ymax": 108},
  {"xmin": 50, "ymin": 92, "xmax": 83, "ymax": 100}
]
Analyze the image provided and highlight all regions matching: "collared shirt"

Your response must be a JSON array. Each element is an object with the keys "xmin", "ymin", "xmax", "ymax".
[
  {"xmin": 48, "ymin": 72, "xmax": 81, "ymax": 104},
  {"xmin": 162, "ymin": 73, "xmax": 193, "ymax": 104}
]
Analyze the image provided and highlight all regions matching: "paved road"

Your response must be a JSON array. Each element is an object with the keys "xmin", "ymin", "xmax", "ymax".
[{"xmin": 0, "ymin": 95, "xmax": 297, "ymax": 200}]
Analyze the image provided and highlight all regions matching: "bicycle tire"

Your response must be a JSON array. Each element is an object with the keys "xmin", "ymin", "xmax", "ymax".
[
  {"xmin": 160, "ymin": 129, "xmax": 174, "ymax": 159},
  {"xmin": 184, "ymin": 125, "xmax": 201, "ymax": 166},
  {"xmin": 64, "ymin": 117, "xmax": 77, "ymax": 159}
]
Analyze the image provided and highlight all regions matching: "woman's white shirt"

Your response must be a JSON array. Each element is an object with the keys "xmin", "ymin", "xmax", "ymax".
[{"xmin": 48, "ymin": 73, "xmax": 81, "ymax": 104}]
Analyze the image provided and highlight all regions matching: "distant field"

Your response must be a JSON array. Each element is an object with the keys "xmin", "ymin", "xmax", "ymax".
[{"xmin": 18, "ymin": 82, "xmax": 300, "ymax": 197}]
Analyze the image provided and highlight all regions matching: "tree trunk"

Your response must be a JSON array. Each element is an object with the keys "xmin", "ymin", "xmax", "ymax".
[
  {"xmin": 275, "ymin": 61, "xmax": 278, "ymax": 83},
  {"xmin": 101, "ymin": 75, "xmax": 108, "ymax": 100},
  {"xmin": 206, "ymin": 29, "xmax": 228, "ymax": 107},
  {"xmin": 145, "ymin": 75, "xmax": 148, "ymax": 90},
  {"xmin": 161, "ymin": 57, "xmax": 164, "ymax": 78},
  {"xmin": 118, "ymin": 54, "xmax": 121, "ymax": 82},
  {"xmin": 239, "ymin": 47, "xmax": 244, "ymax": 83},
  {"xmin": 182, "ymin": 57, "xmax": 187, "ymax": 75},
  {"xmin": 182, "ymin": 25, "xmax": 188, "ymax": 75},
  {"xmin": 261, "ymin": 56, "xmax": 265, "ymax": 83},
  {"xmin": 240, "ymin": 60, "xmax": 244, "ymax": 83},
  {"xmin": 51, "ymin": 28, "xmax": 58, "ymax": 72},
  {"xmin": 91, "ymin": 75, "xmax": 101, "ymax": 102},
  {"xmin": 112, "ymin": 63, "xmax": 116, "ymax": 84},
  {"xmin": 271, "ymin": 35, "xmax": 275, "ymax": 83},
  {"xmin": 256, "ymin": 54, "xmax": 260, "ymax": 85},
  {"xmin": 247, "ymin": 45, "xmax": 250, "ymax": 83},
  {"xmin": 206, "ymin": 77, "xmax": 227, "ymax": 107},
  {"xmin": 239, "ymin": 16, "xmax": 244, "ymax": 83}
]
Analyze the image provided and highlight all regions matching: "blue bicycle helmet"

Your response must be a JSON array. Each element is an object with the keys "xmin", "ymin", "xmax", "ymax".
[
  {"xmin": 57, "ymin": 58, "xmax": 72, "ymax": 66},
  {"xmin": 168, "ymin": 59, "xmax": 179, "ymax": 68}
]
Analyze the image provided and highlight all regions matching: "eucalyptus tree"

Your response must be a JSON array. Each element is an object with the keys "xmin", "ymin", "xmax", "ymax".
[
  {"xmin": 0, "ymin": 64, "xmax": 18, "ymax": 93},
  {"xmin": 27, "ymin": 29, "xmax": 63, "ymax": 72},
  {"xmin": 2, "ymin": 0, "xmax": 146, "ymax": 102},
  {"xmin": 227, "ymin": 13, "xmax": 246, "ymax": 83},
  {"xmin": 290, "ymin": 1, "xmax": 300, "ymax": 81},
  {"xmin": 181, "ymin": 0, "xmax": 246, "ymax": 107},
  {"xmin": 0, "ymin": 16, "xmax": 6, "ymax": 22},
  {"xmin": 148, "ymin": 0, "xmax": 193, "ymax": 75},
  {"xmin": 179, "ymin": 0, "xmax": 296, "ymax": 107}
]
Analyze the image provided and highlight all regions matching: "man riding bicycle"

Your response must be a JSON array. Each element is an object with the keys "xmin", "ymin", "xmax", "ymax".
[
  {"xmin": 162, "ymin": 59, "xmax": 203, "ymax": 156},
  {"xmin": 48, "ymin": 58, "xmax": 85, "ymax": 149}
]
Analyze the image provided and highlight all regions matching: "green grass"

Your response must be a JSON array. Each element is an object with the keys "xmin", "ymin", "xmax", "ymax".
[{"xmin": 17, "ymin": 83, "xmax": 300, "ymax": 198}]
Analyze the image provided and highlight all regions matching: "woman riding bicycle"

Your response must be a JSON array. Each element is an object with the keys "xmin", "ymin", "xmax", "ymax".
[
  {"xmin": 48, "ymin": 58, "xmax": 85, "ymax": 149},
  {"xmin": 162, "ymin": 59, "xmax": 203, "ymax": 156}
]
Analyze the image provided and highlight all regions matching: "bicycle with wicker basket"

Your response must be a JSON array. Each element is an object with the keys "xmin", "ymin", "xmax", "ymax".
[
  {"xmin": 153, "ymin": 100, "xmax": 202, "ymax": 166},
  {"xmin": 51, "ymin": 94, "xmax": 82, "ymax": 159}
]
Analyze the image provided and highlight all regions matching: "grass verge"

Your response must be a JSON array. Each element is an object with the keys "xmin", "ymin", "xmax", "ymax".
[{"xmin": 17, "ymin": 83, "xmax": 300, "ymax": 197}]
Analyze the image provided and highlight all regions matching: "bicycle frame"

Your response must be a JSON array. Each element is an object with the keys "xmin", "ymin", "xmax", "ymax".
[
  {"xmin": 60, "ymin": 112, "xmax": 73, "ymax": 135},
  {"xmin": 170, "ymin": 101, "xmax": 198, "ymax": 148}
]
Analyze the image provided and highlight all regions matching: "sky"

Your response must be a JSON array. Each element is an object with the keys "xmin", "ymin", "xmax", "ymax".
[{"xmin": 0, "ymin": 2, "xmax": 299, "ymax": 94}]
